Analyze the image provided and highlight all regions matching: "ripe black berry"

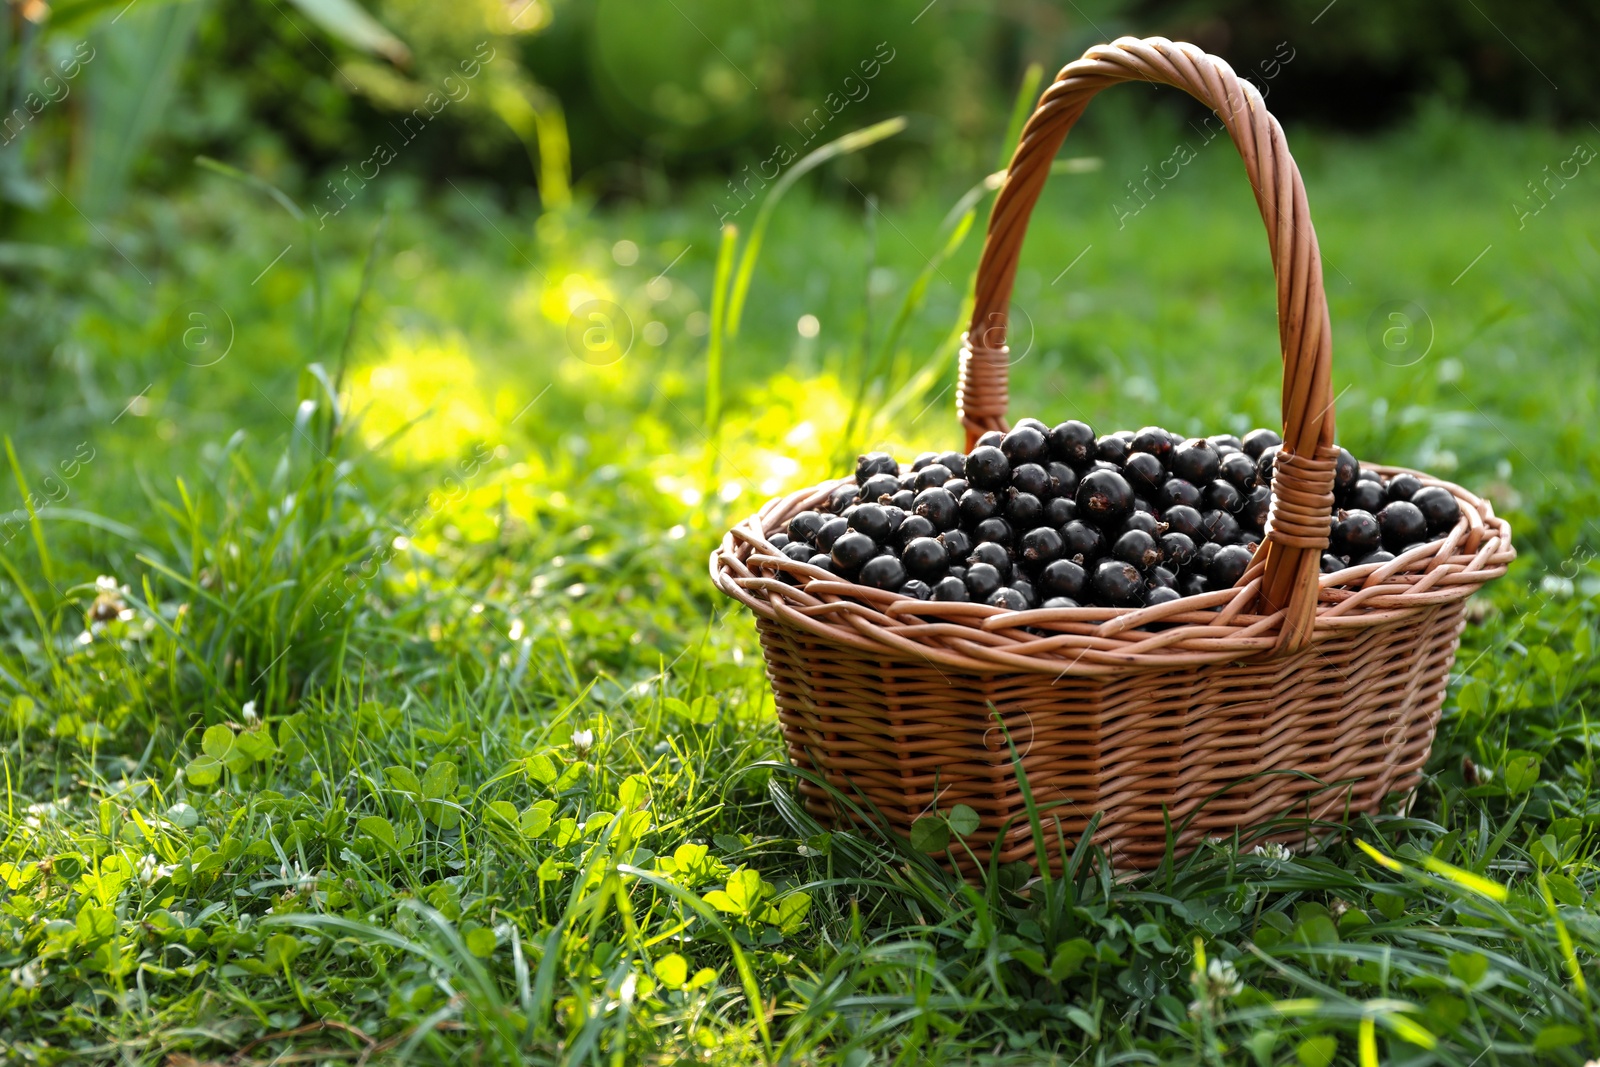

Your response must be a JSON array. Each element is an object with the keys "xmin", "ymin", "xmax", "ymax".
[
  {"xmin": 899, "ymin": 579, "xmax": 931, "ymax": 600},
  {"xmin": 830, "ymin": 531, "xmax": 876, "ymax": 573},
  {"xmin": 896, "ymin": 514, "xmax": 936, "ymax": 546},
  {"xmin": 1255, "ymin": 445, "xmax": 1281, "ymax": 487},
  {"xmin": 860, "ymin": 473, "xmax": 901, "ymax": 502},
  {"xmin": 1332, "ymin": 510, "xmax": 1380, "ymax": 555},
  {"xmin": 965, "ymin": 562, "xmax": 1003, "ymax": 601},
  {"xmin": 1209, "ymin": 434, "xmax": 1244, "ymax": 451},
  {"xmin": 943, "ymin": 478, "xmax": 969, "ymax": 498},
  {"xmin": 911, "ymin": 452, "xmax": 937, "ymax": 471},
  {"xmin": 1114, "ymin": 529, "xmax": 1163, "ymax": 571},
  {"xmin": 1356, "ymin": 549, "xmax": 1395, "ymax": 566},
  {"xmin": 1047, "ymin": 420, "xmax": 1097, "ymax": 468},
  {"xmin": 1020, "ymin": 526, "xmax": 1065, "ymax": 568},
  {"xmin": 787, "ymin": 510, "xmax": 825, "ymax": 544},
  {"xmin": 913, "ymin": 464, "xmax": 952, "ymax": 491},
  {"xmin": 1386, "ymin": 473, "xmax": 1423, "ymax": 503},
  {"xmin": 1122, "ymin": 510, "xmax": 1164, "ymax": 537},
  {"xmin": 938, "ymin": 529, "xmax": 973, "ymax": 565},
  {"xmin": 1160, "ymin": 532, "xmax": 1197, "ymax": 568},
  {"xmin": 848, "ymin": 503, "xmax": 892, "ymax": 542},
  {"xmin": 1040, "ymin": 559, "xmax": 1086, "ymax": 600},
  {"xmin": 974, "ymin": 516, "xmax": 1013, "ymax": 545},
  {"xmin": 1010, "ymin": 579, "xmax": 1038, "ymax": 608},
  {"xmin": 1159, "ymin": 477, "xmax": 1201, "ymax": 510},
  {"xmin": 1131, "ymin": 426, "xmax": 1175, "ymax": 463},
  {"xmin": 1241, "ymin": 428, "xmax": 1282, "ymax": 459},
  {"xmin": 1208, "ymin": 544, "xmax": 1253, "ymax": 587},
  {"xmin": 1161, "ymin": 504, "xmax": 1204, "ymax": 540},
  {"xmin": 913, "ymin": 487, "xmax": 959, "ymax": 530},
  {"xmin": 1170, "ymin": 439, "xmax": 1221, "ymax": 485},
  {"xmin": 1076, "ymin": 469, "xmax": 1135, "ymax": 527},
  {"xmin": 1045, "ymin": 462, "xmax": 1079, "ymax": 500},
  {"xmin": 1000, "ymin": 426, "xmax": 1050, "ymax": 467},
  {"xmin": 806, "ymin": 553, "xmax": 833, "ymax": 573},
  {"xmin": 898, "ymin": 471, "xmax": 918, "ymax": 491},
  {"xmin": 1149, "ymin": 565, "xmax": 1177, "ymax": 590},
  {"xmin": 891, "ymin": 490, "xmax": 915, "ymax": 511},
  {"xmin": 1179, "ymin": 572, "xmax": 1210, "ymax": 597},
  {"xmin": 1060, "ymin": 520, "xmax": 1104, "ymax": 561},
  {"xmin": 1011, "ymin": 463, "xmax": 1050, "ymax": 498},
  {"xmin": 1334, "ymin": 448, "xmax": 1359, "ymax": 493},
  {"xmin": 902, "ymin": 537, "xmax": 949, "ymax": 580},
  {"xmin": 1376, "ymin": 501, "xmax": 1426, "ymax": 551},
  {"xmin": 1093, "ymin": 559, "xmax": 1146, "ymax": 606},
  {"xmin": 965, "ymin": 446, "xmax": 1011, "ymax": 490},
  {"xmin": 935, "ymin": 451, "xmax": 967, "ymax": 477},
  {"xmin": 1196, "ymin": 541, "xmax": 1223, "ymax": 570},
  {"xmin": 1044, "ymin": 496, "xmax": 1077, "ymax": 527},
  {"xmin": 1005, "ymin": 491, "xmax": 1044, "ymax": 529},
  {"xmin": 1042, "ymin": 596, "xmax": 1081, "ymax": 609},
  {"xmin": 1144, "ymin": 585, "xmax": 1180, "ymax": 606},
  {"xmin": 1015, "ymin": 417, "xmax": 1050, "ymax": 433},
  {"xmin": 968, "ymin": 542, "xmax": 1013, "ymax": 581},
  {"xmin": 770, "ymin": 533, "xmax": 791, "ymax": 551},
  {"xmin": 1202, "ymin": 510, "xmax": 1242, "ymax": 544},
  {"xmin": 1243, "ymin": 486, "xmax": 1271, "ymax": 531},
  {"xmin": 855, "ymin": 452, "xmax": 898, "ymax": 483},
  {"xmin": 1204, "ymin": 480, "xmax": 1244, "ymax": 514},
  {"xmin": 858, "ymin": 555, "xmax": 907, "ymax": 590},
  {"xmin": 959, "ymin": 488, "xmax": 1002, "ymax": 524},
  {"xmin": 988, "ymin": 587, "xmax": 1027, "ymax": 611},
  {"xmin": 1124, "ymin": 451, "xmax": 1166, "ymax": 495},
  {"xmin": 930, "ymin": 576, "xmax": 970, "ymax": 602},
  {"xmin": 781, "ymin": 541, "xmax": 811, "ymax": 562},
  {"xmin": 1095, "ymin": 434, "xmax": 1131, "ymax": 466},
  {"xmin": 1344, "ymin": 479, "xmax": 1385, "ymax": 514},
  {"xmin": 1411, "ymin": 486, "xmax": 1460, "ymax": 533},
  {"xmin": 975, "ymin": 430, "xmax": 1005, "ymax": 449},
  {"xmin": 1220, "ymin": 452, "xmax": 1258, "ymax": 492},
  {"xmin": 1321, "ymin": 553, "xmax": 1348, "ymax": 574},
  {"xmin": 828, "ymin": 484, "xmax": 858, "ymax": 513},
  {"xmin": 815, "ymin": 516, "xmax": 848, "ymax": 552}
]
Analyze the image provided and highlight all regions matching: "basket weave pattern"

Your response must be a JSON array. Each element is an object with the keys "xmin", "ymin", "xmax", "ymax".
[{"xmin": 711, "ymin": 38, "xmax": 1515, "ymax": 870}]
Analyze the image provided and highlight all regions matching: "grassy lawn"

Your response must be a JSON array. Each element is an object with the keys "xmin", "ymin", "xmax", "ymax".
[{"xmin": 1, "ymin": 110, "xmax": 1598, "ymax": 1064}]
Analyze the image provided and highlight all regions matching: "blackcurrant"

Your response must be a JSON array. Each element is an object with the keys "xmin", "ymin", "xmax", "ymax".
[
  {"xmin": 806, "ymin": 553, "xmax": 834, "ymax": 573},
  {"xmin": 902, "ymin": 537, "xmax": 950, "ymax": 580},
  {"xmin": 1045, "ymin": 496, "xmax": 1077, "ymax": 527},
  {"xmin": 1334, "ymin": 448, "xmax": 1359, "ymax": 493},
  {"xmin": 1160, "ymin": 532, "xmax": 1197, "ymax": 568},
  {"xmin": 1170, "ymin": 439, "xmax": 1221, "ymax": 485},
  {"xmin": 1204, "ymin": 480, "xmax": 1244, "ymax": 514},
  {"xmin": 1160, "ymin": 477, "xmax": 1202, "ymax": 510},
  {"xmin": 1000, "ymin": 426, "xmax": 1049, "ymax": 468},
  {"xmin": 1179, "ymin": 573, "xmax": 1210, "ymax": 597},
  {"xmin": 987, "ymin": 587, "xmax": 1027, "ymax": 611},
  {"xmin": 1147, "ymin": 586, "xmax": 1182, "ymax": 606},
  {"xmin": 1386, "ymin": 473, "xmax": 1423, "ymax": 502},
  {"xmin": 938, "ymin": 529, "xmax": 973, "ymax": 565},
  {"xmin": 1196, "ymin": 541, "xmax": 1223, "ymax": 570},
  {"xmin": 1377, "ymin": 501, "xmax": 1426, "ymax": 551},
  {"xmin": 831, "ymin": 531, "xmax": 876, "ymax": 573},
  {"xmin": 848, "ymin": 503, "xmax": 892, "ymax": 543},
  {"xmin": 1241, "ymin": 428, "xmax": 1282, "ymax": 459},
  {"xmin": 974, "ymin": 517, "xmax": 1013, "ymax": 545},
  {"xmin": 943, "ymin": 478, "xmax": 969, "ymax": 498},
  {"xmin": 896, "ymin": 514, "xmax": 936, "ymax": 546},
  {"xmin": 1020, "ymin": 526, "xmax": 1065, "ymax": 567},
  {"xmin": 855, "ymin": 452, "xmax": 898, "ymax": 483},
  {"xmin": 1149, "ymin": 565, "xmax": 1177, "ymax": 590},
  {"xmin": 1344, "ymin": 479, "xmax": 1384, "ymax": 514},
  {"xmin": 1332, "ymin": 510, "xmax": 1380, "ymax": 555},
  {"xmin": 959, "ymin": 487, "xmax": 1002, "ymax": 524},
  {"xmin": 913, "ymin": 464, "xmax": 952, "ymax": 491},
  {"xmin": 891, "ymin": 490, "xmax": 915, "ymax": 511},
  {"xmin": 913, "ymin": 487, "xmax": 959, "ymax": 530},
  {"xmin": 935, "ymin": 451, "xmax": 967, "ymax": 477},
  {"xmin": 931, "ymin": 576, "xmax": 970, "ymax": 602},
  {"xmin": 1093, "ymin": 559, "xmax": 1146, "ymax": 606},
  {"xmin": 1131, "ymin": 426, "xmax": 1175, "ymax": 463},
  {"xmin": 1010, "ymin": 579, "xmax": 1039, "ymax": 608},
  {"xmin": 965, "ymin": 446, "xmax": 1011, "ymax": 490},
  {"xmin": 1010, "ymin": 463, "xmax": 1050, "ymax": 498},
  {"xmin": 1202, "ymin": 510, "xmax": 1242, "ymax": 544},
  {"xmin": 1047, "ymin": 420, "xmax": 1097, "ymax": 468},
  {"xmin": 781, "ymin": 541, "xmax": 812, "ymax": 562},
  {"xmin": 1220, "ymin": 452, "xmax": 1258, "ymax": 492},
  {"xmin": 770, "ymin": 532, "xmax": 791, "ymax": 550},
  {"xmin": 1243, "ymin": 486, "xmax": 1271, "ymax": 531},
  {"xmin": 975, "ymin": 430, "xmax": 1005, "ymax": 449},
  {"xmin": 1209, "ymin": 433, "xmax": 1244, "ymax": 451},
  {"xmin": 1255, "ymin": 445, "xmax": 1281, "ymax": 487},
  {"xmin": 1041, "ymin": 596, "xmax": 1080, "ymax": 609},
  {"xmin": 1045, "ymin": 462, "xmax": 1079, "ymax": 500},
  {"xmin": 1076, "ymin": 469, "xmax": 1135, "ymax": 527},
  {"xmin": 859, "ymin": 555, "xmax": 907, "ymax": 590},
  {"xmin": 1060, "ymin": 520, "xmax": 1104, "ymax": 561},
  {"xmin": 1095, "ymin": 434, "xmax": 1131, "ymax": 466},
  {"xmin": 1162, "ymin": 504, "xmax": 1204, "ymax": 540},
  {"xmin": 965, "ymin": 562, "xmax": 1003, "ymax": 601},
  {"xmin": 1411, "ymin": 486, "xmax": 1460, "ymax": 533},
  {"xmin": 968, "ymin": 542, "xmax": 1013, "ymax": 581},
  {"xmin": 1356, "ymin": 549, "xmax": 1395, "ymax": 566},
  {"xmin": 1122, "ymin": 510, "xmax": 1164, "ymax": 537},
  {"xmin": 1006, "ymin": 491, "xmax": 1044, "ymax": 529},
  {"xmin": 1015, "ymin": 417, "xmax": 1050, "ymax": 433},
  {"xmin": 1124, "ymin": 451, "xmax": 1166, "ymax": 495},
  {"xmin": 1040, "ymin": 558, "xmax": 1087, "ymax": 600},
  {"xmin": 1320, "ymin": 553, "xmax": 1348, "ymax": 574},
  {"xmin": 911, "ymin": 452, "xmax": 937, "ymax": 471},
  {"xmin": 787, "ymin": 510, "xmax": 825, "ymax": 544},
  {"xmin": 815, "ymin": 516, "xmax": 848, "ymax": 552},
  {"xmin": 1208, "ymin": 544, "xmax": 1253, "ymax": 588},
  {"xmin": 1114, "ymin": 529, "xmax": 1163, "ymax": 571},
  {"xmin": 899, "ymin": 579, "xmax": 932, "ymax": 600},
  {"xmin": 898, "ymin": 471, "xmax": 918, "ymax": 491},
  {"xmin": 859, "ymin": 473, "xmax": 900, "ymax": 503},
  {"xmin": 828, "ymin": 484, "xmax": 858, "ymax": 513}
]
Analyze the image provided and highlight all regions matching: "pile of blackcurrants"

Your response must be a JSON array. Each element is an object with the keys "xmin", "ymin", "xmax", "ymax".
[{"xmin": 767, "ymin": 419, "xmax": 1462, "ymax": 612}]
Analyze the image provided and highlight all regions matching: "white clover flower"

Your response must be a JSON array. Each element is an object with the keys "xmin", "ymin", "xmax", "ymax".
[
  {"xmin": 137, "ymin": 854, "xmax": 158, "ymax": 883},
  {"xmin": 1252, "ymin": 842, "xmax": 1292, "ymax": 862},
  {"xmin": 1206, "ymin": 957, "xmax": 1243, "ymax": 999},
  {"xmin": 10, "ymin": 963, "xmax": 40, "ymax": 990},
  {"xmin": 572, "ymin": 728, "xmax": 595, "ymax": 753},
  {"xmin": 241, "ymin": 701, "xmax": 259, "ymax": 727}
]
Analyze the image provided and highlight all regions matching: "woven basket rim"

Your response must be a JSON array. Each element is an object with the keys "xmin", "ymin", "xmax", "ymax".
[{"xmin": 711, "ymin": 463, "xmax": 1514, "ymax": 676}]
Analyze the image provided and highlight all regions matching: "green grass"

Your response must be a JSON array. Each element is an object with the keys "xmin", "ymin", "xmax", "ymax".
[{"xmin": 1, "ymin": 109, "xmax": 1598, "ymax": 1064}]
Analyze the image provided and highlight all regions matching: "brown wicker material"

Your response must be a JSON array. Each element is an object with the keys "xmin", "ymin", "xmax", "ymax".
[{"xmin": 710, "ymin": 37, "xmax": 1515, "ymax": 872}]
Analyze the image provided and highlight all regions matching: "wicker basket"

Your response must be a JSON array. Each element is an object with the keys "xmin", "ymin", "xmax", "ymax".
[{"xmin": 711, "ymin": 37, "xmax": 1515, "ymax": 872}]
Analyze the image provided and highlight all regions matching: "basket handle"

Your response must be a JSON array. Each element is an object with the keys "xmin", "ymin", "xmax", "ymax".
[{"xmin": 958, "ymin": 36, "xmax": 1338, "ymax": 653}]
